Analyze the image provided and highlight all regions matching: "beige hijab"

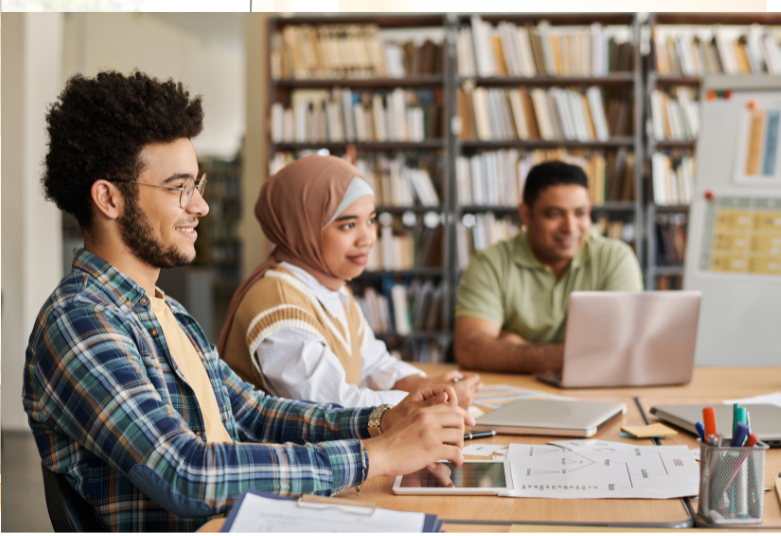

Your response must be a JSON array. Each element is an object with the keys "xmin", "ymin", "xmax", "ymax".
[{"xmin": 216, "ymin": 155, "xmax": 370, "ymax": 357}]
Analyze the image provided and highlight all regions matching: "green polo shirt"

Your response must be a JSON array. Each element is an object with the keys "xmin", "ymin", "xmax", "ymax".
[{"xmin": 455, "ymin": 229, "xmax": 644, "ymax": 343}]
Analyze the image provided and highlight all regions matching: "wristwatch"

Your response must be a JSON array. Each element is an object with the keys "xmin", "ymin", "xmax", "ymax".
[{"xmin": 367, "ymin": 404, "xmax": 393, "ymax": 437}]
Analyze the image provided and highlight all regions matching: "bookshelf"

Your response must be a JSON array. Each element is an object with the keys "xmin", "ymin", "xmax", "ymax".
[
  {"xmin": 260, "ymin": 13, "xmax": 781, "ymax": 360},
  {"xmin": 267, "ymin": 14, "xmax": 452, "ymax": 363},
  {"xmin": 451, "ymin": 13, "xmax": 644, "ymax": 288},
  {"xmin": 644, "ymin": 12, "xmax": 781, "ymax": 290},
  {"xmin": 195, "ymin": 156, "xmax": 244, "ymax": 328}
]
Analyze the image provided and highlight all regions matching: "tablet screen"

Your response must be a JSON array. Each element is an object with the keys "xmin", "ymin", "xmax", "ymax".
[{"xmin": 398, "ymin": 462, "xmax": 507, "ymax": 489}]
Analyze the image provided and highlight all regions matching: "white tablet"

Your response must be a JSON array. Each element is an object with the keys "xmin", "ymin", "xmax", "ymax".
[{"xmin": 392, "ymin": 461, "xmax": 513, "ymax": 495}]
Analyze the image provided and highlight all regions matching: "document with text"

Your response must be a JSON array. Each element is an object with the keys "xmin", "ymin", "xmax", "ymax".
[{"xmin": 498, "ymin": 440, "xmax": 699, "ymax": 499}]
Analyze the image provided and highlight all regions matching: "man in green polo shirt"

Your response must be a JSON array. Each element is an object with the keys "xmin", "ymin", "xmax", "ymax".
[{"xmin": 454, "ymin": 160, "xmax": 643, "ymax": 374}]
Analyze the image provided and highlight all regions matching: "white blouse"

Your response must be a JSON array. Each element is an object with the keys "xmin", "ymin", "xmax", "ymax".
[{"xmin": 255, "ymin": 262, "xmax": 425, "ymax": 407}]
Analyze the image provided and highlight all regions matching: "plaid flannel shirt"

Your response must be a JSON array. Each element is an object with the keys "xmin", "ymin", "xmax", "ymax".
[{"xmin": 23, "ymin": 249, "xmax": 373, "ymax": 532}]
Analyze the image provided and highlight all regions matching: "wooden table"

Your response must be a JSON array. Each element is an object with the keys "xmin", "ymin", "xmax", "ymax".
[
  {"xmin": 201, "ymin": 364, "xmax": 781, "ymax": 531},
  {"xmin": 332, "ymin": 366, "xmax": 693, "ymax": 529}
]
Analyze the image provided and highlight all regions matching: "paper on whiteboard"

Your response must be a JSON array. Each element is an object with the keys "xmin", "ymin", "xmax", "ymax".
[
  {"xmin": 227, "ymin": 492, "xmax": 427, "ymax": 532},
  {"xmin": 499, "ymin": 441, "xmax": 699, "ymax": 499},
  {"xmin": 732, "ymin": 99, "xmax": 781, "ymax": 184}
]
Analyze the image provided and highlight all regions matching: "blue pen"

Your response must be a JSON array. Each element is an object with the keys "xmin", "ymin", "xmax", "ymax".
[
  {"xmin": 730, "ymin": 423, "xmax": 749, "ymax": 447},
  {"xmin": 695, "ymin": 421, "xmax": 706, "ymax": 441}
]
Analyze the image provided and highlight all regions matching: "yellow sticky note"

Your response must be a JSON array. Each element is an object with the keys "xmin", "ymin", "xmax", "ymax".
[{"xmin": 621, "ymin": 423, "xmax": 678, "ymax": 438}]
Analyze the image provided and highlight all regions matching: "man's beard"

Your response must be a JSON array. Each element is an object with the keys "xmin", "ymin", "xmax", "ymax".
[{"xmin": 118, "ymin": 192, "xmax": 193, "ymax": 269}]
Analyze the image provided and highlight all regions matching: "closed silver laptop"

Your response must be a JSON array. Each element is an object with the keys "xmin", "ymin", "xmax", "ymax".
[
  {"xmin": 471, "ymin": 398, "xmax": 627, "ymax": 437},
  {"xmin": 536, "ymin": 291, "xmax": 701, "ymax": 389},
  {"xmin": 650, "ymin": 404, "xmax": 781, "ymax": 447}
]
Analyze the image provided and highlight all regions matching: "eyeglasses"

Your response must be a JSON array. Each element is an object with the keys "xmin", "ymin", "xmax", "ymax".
[{"xmin": 110, "ymin": 174, "xmax": 207, "ymax": 209}]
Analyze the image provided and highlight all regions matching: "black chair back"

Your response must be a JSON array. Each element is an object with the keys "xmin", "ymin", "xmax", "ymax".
[{"xmin": 41, "ymin": 466, "xmax": 103, "ymax": 532}]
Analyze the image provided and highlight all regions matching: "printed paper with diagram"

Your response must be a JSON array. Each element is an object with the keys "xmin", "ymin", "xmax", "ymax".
[{"xmin": 498, "ymin": 440, "xmax": 699, "ymax": 499}]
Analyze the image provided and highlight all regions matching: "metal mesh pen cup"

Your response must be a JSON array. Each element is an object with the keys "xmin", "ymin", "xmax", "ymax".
[{"xmin": 697, "ymin": 439, "xmax": 768, "ymax": 524}]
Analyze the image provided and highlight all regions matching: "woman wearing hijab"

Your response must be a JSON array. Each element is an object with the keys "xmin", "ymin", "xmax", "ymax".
[{"xmin": 217, "ymin": 155, "xmax": 481, "ymax": 409}]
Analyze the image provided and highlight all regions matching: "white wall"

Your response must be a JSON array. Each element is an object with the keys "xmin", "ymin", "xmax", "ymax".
[
  {"xmin": 2, "ymin": 13, "xmax": 65, "ymax": 431},
  {"xmin": 62, "ymin": 13, "xmax": 245, "ymax": 159}
]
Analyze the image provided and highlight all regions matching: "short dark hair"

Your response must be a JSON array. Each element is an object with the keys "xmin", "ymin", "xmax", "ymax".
[
  {"xmin": 522, "ymin": 160, "xmax": 589, "ymax": 207},
  {"xmin": 42, "ymin": 70, "xmax": 204, "ymax": 231}
]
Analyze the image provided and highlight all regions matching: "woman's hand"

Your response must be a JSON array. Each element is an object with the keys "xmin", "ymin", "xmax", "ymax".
[{"xmin": 427, "ymin": 371, "xmax": 483, "ymax": 410}]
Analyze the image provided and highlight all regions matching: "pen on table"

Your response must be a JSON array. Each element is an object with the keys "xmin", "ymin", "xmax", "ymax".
[{"xmin": 464, "ymin": 431, "xmax": 496, "ymax": 441}]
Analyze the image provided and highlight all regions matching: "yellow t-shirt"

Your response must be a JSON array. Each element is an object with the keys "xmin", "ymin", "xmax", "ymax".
[{"xmin": 150, "ymin": 293, "xmax": 233, "ymax": 443}]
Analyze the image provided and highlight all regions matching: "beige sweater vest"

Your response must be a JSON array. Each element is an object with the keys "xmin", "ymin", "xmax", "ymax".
[{"xmin": 221, "ymin": 265, "xmax": 365, "ymax": 392}]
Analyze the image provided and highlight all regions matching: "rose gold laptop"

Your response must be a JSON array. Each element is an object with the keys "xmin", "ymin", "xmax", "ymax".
[{"xmin": 536, "ymin": 291, "xmax": 701, "ymax": 389}]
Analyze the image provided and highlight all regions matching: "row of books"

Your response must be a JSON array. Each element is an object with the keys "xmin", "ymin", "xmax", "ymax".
[
  {"xmin": 651, "ymin": 152, "xmax": 696, "ymax": 206},
  {"xmin": 271, "ymin": 24, "xmax": 444, "ymax": 79},
  {"xmin": 649, "ymin": 87, "xmax": 700, "ymax": 141},
  {"xmin": 367, "ymin": 225, "xmax": 443, "ymax": 271},
  {"xmin": 654, "ymin": 213, "xmax": 688, "ymax": 266},
  {"xmin": 207, "ymin": 175, "xmax": 241, "ymax": 197},
  {"xmin": 653, "ymin": 25, "xmax": 781, "ymax": 76},
  {"xmin": 456, "ymin": 214, "xmax": 635, "ymax": 268},
  {"xmin": 206, "ymin": 197, "xmax": 241, "ymax": 221},
  {"xmin": 206, "ymin": 221, "xmax": 239, "ymax": 241},
  {"xmin": 593, "ymin": 216, "xmax": 636, "ymax": 244},
  {"xmin": 456, "ymin": 214, "xmax": 519, "ymax": 268},
  {"xmin": 354, "ymin": 279, "xmax": 445, "ymax": 335},
  {"xmin": 271, "ymin": 88, "xmax": 442, "ymax": 144},
  {"xmin": 656, "ymin": 275, "xmax": 684, "ymax": 290},
  {"xmin": 459, "ymin": 16, "xmax": 634, "ymax": 78},
  {"xmin": 209, "ymin": 243, "xmax": 241, "ymax": 265},
  {"xmin": 457, "ymin": 85, "xmax": 632, "ymax": 141},
  {"xmin": 354, "ymin": 154, "xmax": 441, "ymax": 207},
  {"xmin": 455, "ymin": 148, "xmax": 636, "ymax": 207}
]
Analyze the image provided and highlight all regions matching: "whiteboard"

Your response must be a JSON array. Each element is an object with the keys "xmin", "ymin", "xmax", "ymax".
[{"xmin": 684, "ymin": 75, "xmax": 781, "ymax": 366}]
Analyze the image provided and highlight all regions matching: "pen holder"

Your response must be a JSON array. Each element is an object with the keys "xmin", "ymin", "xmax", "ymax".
[{"xmin": 697, "ymin": 439, "xmax": 768, "ymax": 524}]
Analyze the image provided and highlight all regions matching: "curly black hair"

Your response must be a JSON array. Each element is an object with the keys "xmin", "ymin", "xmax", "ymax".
[{"xmin": 42, "ymin": 70, "xmax": 204, "ymax": 231}]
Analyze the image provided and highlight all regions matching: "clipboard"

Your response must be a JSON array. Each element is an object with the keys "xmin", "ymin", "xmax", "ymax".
[{"xmin": 220, "ymin": 489, "xmax": 443, "ymax": 532}]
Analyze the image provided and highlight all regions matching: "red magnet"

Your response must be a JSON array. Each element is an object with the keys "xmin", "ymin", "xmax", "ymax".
[
  {"xmin": 704, "ymin": 190, "xmax": 714, "ymax": 200},
  {"xmin": 748, "ymin": 100, "xmax": 757, "ymax": 110}
]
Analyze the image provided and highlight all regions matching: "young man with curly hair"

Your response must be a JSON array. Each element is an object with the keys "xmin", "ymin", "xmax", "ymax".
[{"xmin": 24, "ymin": 71, "xmax": 473, "ymax": 532}]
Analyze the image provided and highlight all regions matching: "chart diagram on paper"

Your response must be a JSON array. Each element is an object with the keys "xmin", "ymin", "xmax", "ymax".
[
  {"xmin": 500, "ymin": 441, "xmax": 699, "ymax": 499},
  {"xmin": 698, "ymin": 195, "xmax": 781, "ymax": 276}
]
